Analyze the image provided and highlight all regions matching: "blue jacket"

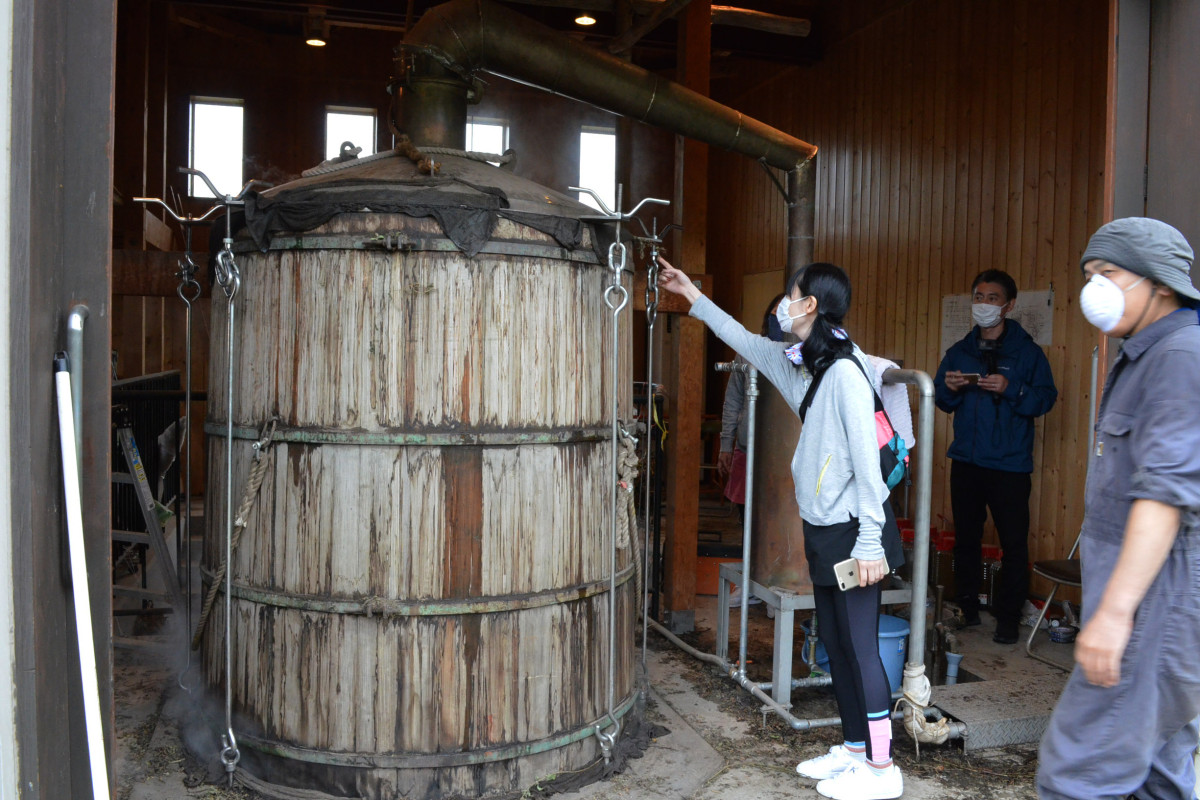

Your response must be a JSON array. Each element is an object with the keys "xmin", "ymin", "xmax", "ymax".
[{"xmin": 934, "ymin": 320, "xmax": 1057, "ymax": 473}]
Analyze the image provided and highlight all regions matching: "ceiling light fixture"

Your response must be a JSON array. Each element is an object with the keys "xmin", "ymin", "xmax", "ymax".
[
  {"xmin": 304, "ymin": 12, "xmax": 328, "ymax": 46},
  {"xmin": 575, "ymin": 12, "xmax": 596, "ymax": 26}
]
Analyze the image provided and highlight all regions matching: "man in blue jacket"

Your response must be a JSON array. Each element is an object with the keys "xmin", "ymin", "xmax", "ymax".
[{"xmin": 934, "ymin": 270, "xmax": 1058, "ymax": 644}]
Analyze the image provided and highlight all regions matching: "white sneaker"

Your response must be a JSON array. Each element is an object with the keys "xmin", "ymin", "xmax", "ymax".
[
  {"xmin": 728, "ymin": 589, "xmax": 762, "ymax": 607},
  {"xmin": 815, "ymin": 763, "xmax": 903, "ymax": 800},
  {"xmin": 795, "ymin": 745, "xmax": 860, "ymax": 780}
]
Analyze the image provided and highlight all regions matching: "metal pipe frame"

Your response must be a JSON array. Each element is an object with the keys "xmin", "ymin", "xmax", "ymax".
[
  {"xmin": 880, "ymin": 368, "xmax": 935, "ymax": 674},
  {"xmin": 649, "ymin": 617, "xmax": 963, "ymax": 735},
  {"xmin": 715, "ymin": 360, "xmax": 757, "ymax": 682},
  {"xmin": 66, "ymin": 305, "xmax": 89, "ymax": 481}
]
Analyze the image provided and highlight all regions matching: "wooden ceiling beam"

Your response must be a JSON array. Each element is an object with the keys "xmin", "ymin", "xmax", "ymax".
[{"xmin": 607, "ymin": 0, "xmax": 691, "ymax": 53}]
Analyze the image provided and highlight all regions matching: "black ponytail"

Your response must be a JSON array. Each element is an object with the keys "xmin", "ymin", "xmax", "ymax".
[{"xmin": 790, "ymin": 262, "xmax": 854, "ymax": 376}]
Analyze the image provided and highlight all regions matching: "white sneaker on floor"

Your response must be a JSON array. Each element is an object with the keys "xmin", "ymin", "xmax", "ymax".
[
  {"xmin": 815, "ymin": 763, "xmax": 903, "ymax": 800},
  {"xmin": 795, "ymin": 745, "xmax": 859, "ymax": 780},
  {"xmin": 728, "ymin": 589, "xmax": 761, "ymax": 607}
]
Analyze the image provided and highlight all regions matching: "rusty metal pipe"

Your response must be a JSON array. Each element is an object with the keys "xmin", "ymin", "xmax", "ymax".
[
  {"xmin": 399, "ymin": 0, "xmax": 816, "ymax": 169},
  {"xmin": 747, "ymin": 163, "xmax": 815, "ymax": 591}
]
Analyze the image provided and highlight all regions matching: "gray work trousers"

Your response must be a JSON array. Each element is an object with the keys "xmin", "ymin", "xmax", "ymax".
[{"xmin": 1037, "ymin": 534, "xmax": 1200, "ymax": 800}]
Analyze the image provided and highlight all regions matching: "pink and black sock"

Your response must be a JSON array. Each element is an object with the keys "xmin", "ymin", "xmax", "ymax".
[{"xmin": 866, "ymin": 710, "xmax": 893, "ymax": 774}]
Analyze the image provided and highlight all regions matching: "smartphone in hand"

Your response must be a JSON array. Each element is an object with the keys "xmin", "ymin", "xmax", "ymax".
[
  {"xmin": 961, "ymin": 373, "xmax": 981, "ymax": 384},
  {"xmin": 833, "ymin": 556, "xmax": 890, "ymax": 591}
]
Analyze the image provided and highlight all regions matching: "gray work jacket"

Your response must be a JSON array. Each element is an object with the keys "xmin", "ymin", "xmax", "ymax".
[{"xmin": 1086, "ymin": 308, "xmax": 1200, "ymax": 548}]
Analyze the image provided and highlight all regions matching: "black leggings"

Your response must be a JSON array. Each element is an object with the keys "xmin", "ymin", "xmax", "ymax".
[{"xmin": 813, "ymin": 581, "xmax": 892, "ymax": 761}]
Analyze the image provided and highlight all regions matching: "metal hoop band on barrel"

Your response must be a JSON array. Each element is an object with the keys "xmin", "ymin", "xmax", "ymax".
[
  {"xmin": 202, "ymin": 563, "xmax": 637, "ymax": 616},
  {"xmin": 236, "ymin": 690, "xmax": 639, "ymax": 769},
  {"xmin": 231, "ymin": 232, "xmax": 603, "ymax": 265},
  {"xmin": 202, "ymin": 422, "xmax": 612, "ymax": 447}
]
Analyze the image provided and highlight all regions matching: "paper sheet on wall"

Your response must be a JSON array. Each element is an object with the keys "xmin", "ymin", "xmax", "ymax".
[{"xmin": 940, "ymin": 290, "xmax": 1054, "ymax": 354}]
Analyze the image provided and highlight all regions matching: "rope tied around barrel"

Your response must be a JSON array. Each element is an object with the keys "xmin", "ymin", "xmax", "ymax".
[
  {"xmin": 397, "ymin": 135, "xmax": 440, "ymax": 175},
  {"xmin": 420, "ymin": 146, "xmax": 516, "ymax": 167},
  {"xmin": 191, "ymin": 418, "xmax": 277, "ymax": 650},
  {"xmin": 615, "ymin": 426, "xmax": 640, "ymax": 551},
  {"xmin": 615, "ymin": 424, "xmax": 644, "ymax": 603}
]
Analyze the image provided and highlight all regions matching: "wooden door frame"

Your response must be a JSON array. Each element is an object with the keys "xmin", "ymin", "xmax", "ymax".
[{"xmin": 6, "ymin": 0, "xmax": 116, "ymax": 795}]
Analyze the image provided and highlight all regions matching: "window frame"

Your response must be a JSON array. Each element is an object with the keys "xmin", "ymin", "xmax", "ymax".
[
  {"xmin": 577, "ymin": 125, "xmax": 617, "ymax": 212},
  {"xmin": 464, "ymin": 117, "xmax": 511, "ymax": 155},
  {"xmin": 187, "ymin": 96, "xmax": 245, "ymax": 198},
  {"xmin": 325, "ymin": 105, "xmax": 378, "ymax": 161}
]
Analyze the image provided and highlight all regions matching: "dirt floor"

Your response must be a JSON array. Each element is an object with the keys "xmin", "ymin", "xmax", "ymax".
[
  {"xmin": 112, "ymin": 620, "xmax": 1046, "ymax": 800},
  {"xmin": 111, "ymin": 496, "xmax": 1050, "ymax": 799},
  {"xmin": 645, "ymin": 627, "xmax": 1040, "ymax": 800}
]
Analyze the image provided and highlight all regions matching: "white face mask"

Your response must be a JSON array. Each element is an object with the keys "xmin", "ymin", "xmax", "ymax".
[
  {"xmin": 1079, "ymin": 274, "xmax": 1145, "ymax": 333},
  {"xmin": 971, "ymin": 302, "xmax": 1005, "ymax": 329},
  {"xmin": 775, "ymin": 296, "xmax": 809, "ymax": 335}
]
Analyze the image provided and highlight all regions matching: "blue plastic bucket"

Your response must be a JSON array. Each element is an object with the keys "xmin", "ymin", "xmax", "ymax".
[{"xmin": 800, "ymin": 614, "xmax": 910, "ymax": 693}]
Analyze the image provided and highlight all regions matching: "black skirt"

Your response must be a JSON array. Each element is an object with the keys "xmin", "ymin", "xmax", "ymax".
[{"xmin": 803, "ymin": 501, "xmax": 905, "ymax": 586}]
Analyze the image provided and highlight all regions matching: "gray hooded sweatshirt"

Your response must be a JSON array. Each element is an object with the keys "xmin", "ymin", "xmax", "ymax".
[{"xmin": 690, "ymin": 295, "xmax": 889, "ymax": 561}]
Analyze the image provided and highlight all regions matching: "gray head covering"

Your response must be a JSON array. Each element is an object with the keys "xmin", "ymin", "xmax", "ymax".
[{"xmin": 1080, "ymin": 217, "xmax": 1199, "ymax": 300}]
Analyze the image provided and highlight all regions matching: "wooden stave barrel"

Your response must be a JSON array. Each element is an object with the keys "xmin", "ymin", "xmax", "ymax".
[{"xmin": 202, "ymin": 212, "xmax": 638, "ymax": 798}]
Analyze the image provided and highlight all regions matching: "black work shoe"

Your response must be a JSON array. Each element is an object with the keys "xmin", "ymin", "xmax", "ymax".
[
  {"xmin": 961, "ymin": 610, "xmax": 981, "ymax": 627},
  {"xmin": 993, "ymin": 622, "xmax": 1019, "ymax": 644}
]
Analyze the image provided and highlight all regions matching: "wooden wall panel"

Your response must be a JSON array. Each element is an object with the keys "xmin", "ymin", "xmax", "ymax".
[{"xmin": 706, "ymin": 0, "xmax": 1109, "ymax": 573}]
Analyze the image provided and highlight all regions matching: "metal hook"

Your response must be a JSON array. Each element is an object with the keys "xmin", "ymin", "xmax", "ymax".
[
  {"xmin": 604, "ymin": 283, "xmax": 629, "ymax": 313},
  {"xmin": 593, "ymin": 717, "xmax": 621, "ymax": 763},
  {"xmin": 252, "ymin": 417, "xmax": 278, "ymax": 462},
  {"xmin": 570, "ymin": 186, "xmax": 619, "ymax": 218},
  {"xmin": 133, "ymin": 196, "xmax": 226, "ymax": 225},
  {"xmin": 178, "ymin": 167, "xmax": 272, "ymax": 203},
  {"xmin": 607, "ymin": 241, "xmax": 628, "ymax": 275},
  {"xmin": 214, "ymin": 249, "xmax": 240, "ymax": 299},
  {"xmin": 618, "ymin": 424, "xmax": 639, "ymax": 446},
  {"xmin": 220, "ymin": 728, "xmax": 241, "ymax": 785},
  {"xmin": 572, "ymin": 189, "xmax": 671, "ymax": 233}
]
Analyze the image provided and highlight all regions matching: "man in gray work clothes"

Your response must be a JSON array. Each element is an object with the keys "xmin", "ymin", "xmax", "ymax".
[{"xmin": 1037, "ymin": 217, "xmax": 1200, "ymax": 800}]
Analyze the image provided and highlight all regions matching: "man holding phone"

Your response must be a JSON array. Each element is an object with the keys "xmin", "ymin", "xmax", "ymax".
[{"xmin": 934, "ymin": 270, "xmax": 1058, "ymax": 643}]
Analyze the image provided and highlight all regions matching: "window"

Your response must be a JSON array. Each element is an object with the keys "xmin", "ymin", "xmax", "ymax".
[
  {"xmin": 188, "ymin": 99, "xmax": 244, "ymax": 198},
  {"xmin": 577, "ymin": 127, "xmax": 616, "ymax": 212},
  {"xmin": 464, "ymin": 118, "xmax": 509, "ymax": 155},
  {"xmin": 325, "ymin": 108, "xmax": 377, "ymax": 160}
]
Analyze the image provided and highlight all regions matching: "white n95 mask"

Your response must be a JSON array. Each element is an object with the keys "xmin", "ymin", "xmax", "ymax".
[{"xmin": 1079, "ymin": 274, "xmax": 1144, "ymax": 333}]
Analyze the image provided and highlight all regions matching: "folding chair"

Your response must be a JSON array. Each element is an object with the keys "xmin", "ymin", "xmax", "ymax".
[{"xmin": 1025, "ymin": 532, "xmax": 1081, "ymax": 669}]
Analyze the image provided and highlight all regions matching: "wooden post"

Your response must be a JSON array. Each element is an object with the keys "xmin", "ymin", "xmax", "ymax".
[{"xmin": 661, "ymin": 0, "xmax": 711, "ymax": 633}]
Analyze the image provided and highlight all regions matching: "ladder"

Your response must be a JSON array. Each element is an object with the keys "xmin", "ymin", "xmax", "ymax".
[{"xmin": 111, "ymin": 404, "xmax": 183, "ymax": 645}]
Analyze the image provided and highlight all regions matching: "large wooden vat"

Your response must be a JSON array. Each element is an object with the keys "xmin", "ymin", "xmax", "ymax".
[{"xmin": 202, "ymin": 154, "xmax": 637, "ymax": 798}]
